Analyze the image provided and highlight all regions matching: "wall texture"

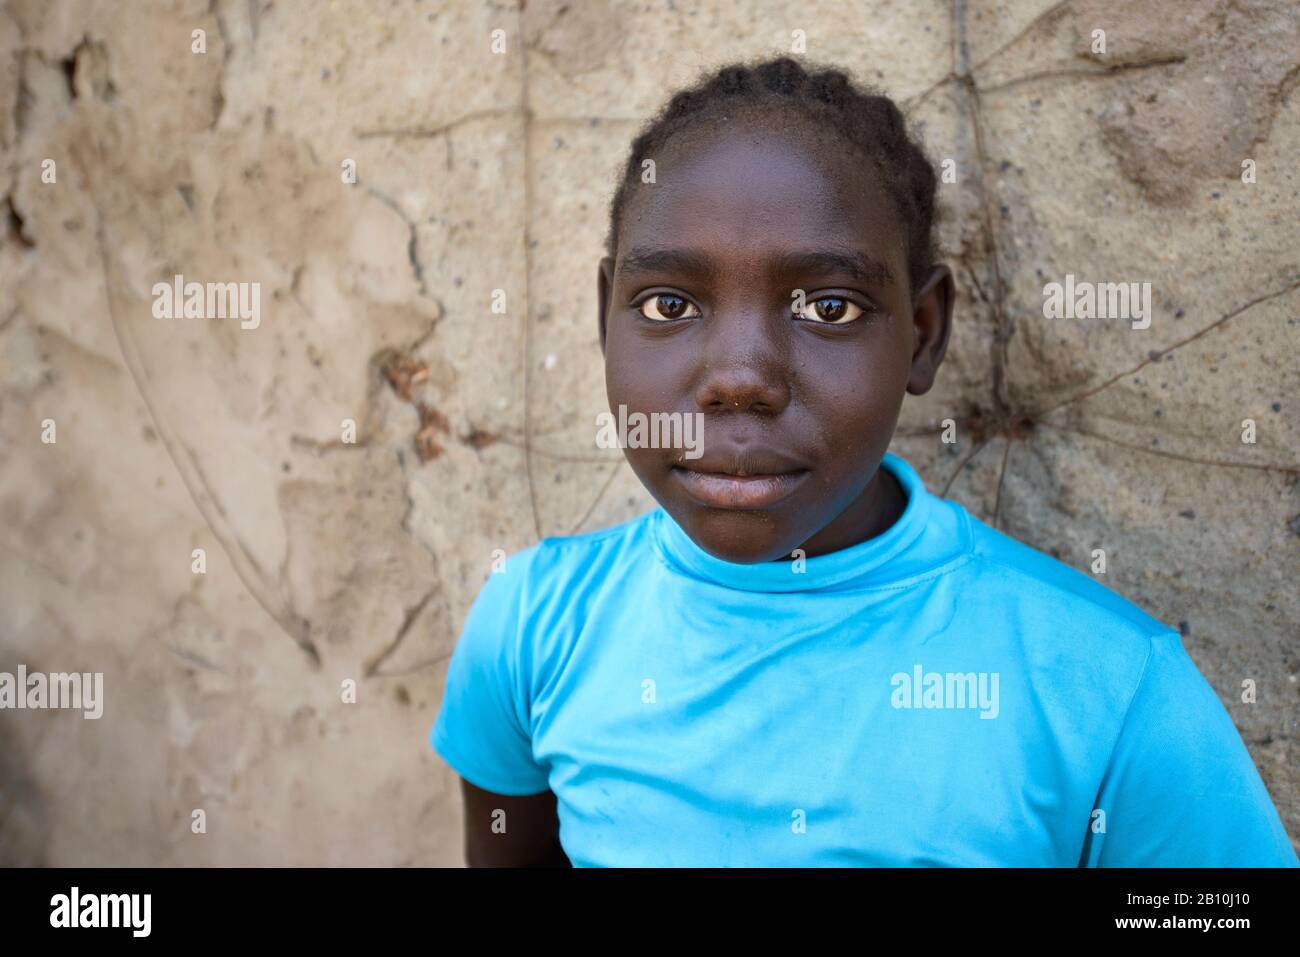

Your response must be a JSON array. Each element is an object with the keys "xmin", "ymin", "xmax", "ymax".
[{"xmin": 0, "ymin": 0, "xmax": 1295, "ymax": 865}]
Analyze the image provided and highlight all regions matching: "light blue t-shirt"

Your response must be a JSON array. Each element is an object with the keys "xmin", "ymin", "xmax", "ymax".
[{"xmin": 430, "ymin": 452, "xmax": 1298, "ymax": 867}]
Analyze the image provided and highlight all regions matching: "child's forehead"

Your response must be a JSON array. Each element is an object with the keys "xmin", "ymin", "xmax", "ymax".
[
  {"xmin": 618, "ymin": 120, "xmax": 903, "ymax": 272},
  {"xmin": 662, "ymin": 111, "xmax": 882, "ymax": 191}
]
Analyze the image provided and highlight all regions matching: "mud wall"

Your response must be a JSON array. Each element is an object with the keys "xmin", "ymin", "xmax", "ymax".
[{"xmin": 0, "ymin": 0, "xmax": 1296, "ymax": 864}]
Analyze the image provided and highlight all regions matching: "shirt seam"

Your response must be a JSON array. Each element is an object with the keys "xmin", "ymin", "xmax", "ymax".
[
  {"xmin": 967, "ymin": 544, "xmax": 1165, "ymax": 632},
  {"xmin": 432, "ymin": 723, "xmax": 550, "ymax": 795},
  {"xmin": 1080, "ymin": 628, "xmax": 1161, "ymax": 867},
  {"xmin": 649, "ymin": 532, "xmax": 964, "ymax": 593},
  {"xmin": 538, "ymin": 510, "xmax": 656, "ymax": 551},
  {"xmin": 509, "ymin": 549, "xmax": 542, "ymax": 751},
  {"xmin": 648, "ymin": 499, "xmax": 977, "ymax": 594}
]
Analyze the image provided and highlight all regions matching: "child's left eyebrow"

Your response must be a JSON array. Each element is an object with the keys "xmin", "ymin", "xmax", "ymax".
[{"xmin": 776, "ymin": 249, "xmax": 895, "ymax": 285}]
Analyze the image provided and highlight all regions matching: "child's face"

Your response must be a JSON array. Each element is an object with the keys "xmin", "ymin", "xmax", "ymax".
[{"xmin": 598, "ymin": 117, "xmax": 953, "ymax": 563}]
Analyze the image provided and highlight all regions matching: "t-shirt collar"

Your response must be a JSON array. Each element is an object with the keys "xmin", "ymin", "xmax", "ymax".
[{"xmin": 651, "ymin": 451, "xmax": 935, "ymax": 592}]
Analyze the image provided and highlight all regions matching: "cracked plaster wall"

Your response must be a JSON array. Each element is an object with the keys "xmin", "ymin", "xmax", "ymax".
[{"xmin": 0, "ymin": 0, "xmax": 1296, "ymax": 864}]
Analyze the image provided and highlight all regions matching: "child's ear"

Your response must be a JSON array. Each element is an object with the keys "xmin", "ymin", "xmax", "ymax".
[
  {"xmin": 906, "ymin": 263, "xmax": 955, "ymax": 395},
  {"xmin": 596, "ymin": 256, "xmax": 615, "ymax": 356}
]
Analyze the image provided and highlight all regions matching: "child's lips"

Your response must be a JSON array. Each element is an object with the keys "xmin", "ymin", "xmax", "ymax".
[{"xmin": 671, "ymin": 466, "xmax": 810, "ymax": 510}]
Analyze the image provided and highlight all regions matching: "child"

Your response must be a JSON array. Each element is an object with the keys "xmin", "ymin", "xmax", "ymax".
[{"xmin": 430, "ymin": 56, "xmax": 1297, "ymax": 867}]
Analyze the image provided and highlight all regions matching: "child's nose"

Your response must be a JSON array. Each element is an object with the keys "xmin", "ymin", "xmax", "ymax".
[{"xmin": 692, "ymin": 313, "xmax": 792, "ymax": 415}]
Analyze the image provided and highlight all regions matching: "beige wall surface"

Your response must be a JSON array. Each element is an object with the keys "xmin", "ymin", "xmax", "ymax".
[{"xmin": 0, "ymin": 0, "xmax": 1296, "ymax": 865}]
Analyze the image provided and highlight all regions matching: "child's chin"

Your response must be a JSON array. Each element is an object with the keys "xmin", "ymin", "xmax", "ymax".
[{"xmin": 680, "ymin": 510, "xmax": 805, "ymax": 565}]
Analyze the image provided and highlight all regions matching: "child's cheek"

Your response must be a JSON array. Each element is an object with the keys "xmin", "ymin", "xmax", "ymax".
[{"xmin": 605, "ymin": 344, "xmax": 692, "ymax": 415}]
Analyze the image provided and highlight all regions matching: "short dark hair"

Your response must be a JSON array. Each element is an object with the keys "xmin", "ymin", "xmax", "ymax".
[{"xmin": 604, "ymin": 55, "xmax": 940, "ymax": 293}]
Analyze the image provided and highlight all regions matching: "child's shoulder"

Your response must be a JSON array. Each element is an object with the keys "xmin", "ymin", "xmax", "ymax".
[
  {"xmin": 954, "ymin": 501, "xmax": 1173, "ymax": 641},
  {"xmin": 484, "ymin": 508, "xmax": 659, "ymax": 601},
  {"xmin": 537, "ymin": 508, "xmax": 659, "ymax": 552}
]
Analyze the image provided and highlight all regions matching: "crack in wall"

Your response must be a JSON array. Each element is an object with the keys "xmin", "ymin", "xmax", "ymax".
[
  {"xmin": 936, "ymin": 278, "xmax": 1300, "ymax": 495},
  {"xmin": 362, "ymin": 585, "xmax": 441, "ymax": 678},
  {"xmin": 363, "ymin": 183, "xmax": 435, "ymax": 302},
  {"xmin": 978, "ymin": 54, "xmax": 1187, "ymax": 96},
  {"xmin": 953, "ymin": 0, "xmax": 1012, "ymax": 419},
  {"xmin": 87, "ymin": 182, "xmax": 321, "ymax": 668},
  {"xmin": 354, "ymin": 108, "xmax": 513, "ymax": 139},
  {"xmin": 923, "ymin": 2, "xmax": 1300, "ymax": 503},
  {"xmin": 518, "ymin": 8, "xmax": 542, "ymax": 541},
  {"xmin": 207, "ymin": 0, "xmax": 230, "ymax": 127}
]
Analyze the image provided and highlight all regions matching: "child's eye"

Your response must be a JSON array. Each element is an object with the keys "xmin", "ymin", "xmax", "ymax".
[
  {"xmin": 794, "ymin": 296, "xmax": 867, "ymax": 324},
  {"xmin": 637, "ymin": 293, "xmax": 701, "ymax": 321}
]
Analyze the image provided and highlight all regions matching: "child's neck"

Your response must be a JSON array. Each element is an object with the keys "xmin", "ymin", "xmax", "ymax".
[{"xmin": 788, "ymin": 465, "xmax": 907, "ymax": 560}]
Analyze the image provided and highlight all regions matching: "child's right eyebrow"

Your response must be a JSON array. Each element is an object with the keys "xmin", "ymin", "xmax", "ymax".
[
  {"xmin": 619, "ymin": 246, "xmax": 895, "ymax": 287},
  {"xmin": 619, "ymin": 247, "xmax": 719, "ymax": 280}
]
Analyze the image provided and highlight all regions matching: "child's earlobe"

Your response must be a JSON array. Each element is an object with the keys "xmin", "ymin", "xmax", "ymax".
[{"xmin": 906, "ymin": 264, "xmax": 955, "ymax": 395}]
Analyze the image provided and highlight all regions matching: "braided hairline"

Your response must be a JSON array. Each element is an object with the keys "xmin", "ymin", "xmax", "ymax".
[{"xmin": 605, "ymin": 56, "xmax": 939, "ymax": 294}]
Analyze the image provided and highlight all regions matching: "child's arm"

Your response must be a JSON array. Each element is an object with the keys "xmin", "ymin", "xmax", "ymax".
[
  {"xmin": 431, "ymin": 550, "xmax": 567, "ymax": 865},
  {"xmin": 459, "ymin": 777, "xmax": 570, "ymax": 867},
  {"xmin": 1080, "ymin": 629, "xmax": 1299, "ymax": 866}
]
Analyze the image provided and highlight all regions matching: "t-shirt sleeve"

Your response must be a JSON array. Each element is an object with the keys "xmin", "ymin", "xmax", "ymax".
[
  {"xmin": 429, "ymin": 561, "xmax": 551, "ymax": 796},
  {"xmin": 1082, "ymin": 629, "xmax": 1299, "ymax": 867}
]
